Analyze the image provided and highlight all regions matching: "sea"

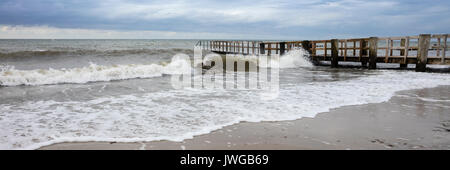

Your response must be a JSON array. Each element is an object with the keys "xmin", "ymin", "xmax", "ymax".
[{"xmin": 0, "ymin": 39, "xmax": 449, "ymax": 149}]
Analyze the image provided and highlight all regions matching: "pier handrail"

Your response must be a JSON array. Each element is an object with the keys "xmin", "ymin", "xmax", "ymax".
[{"xmin": 198, "ymin": 34, "xmax": 449, "ymax": 72}]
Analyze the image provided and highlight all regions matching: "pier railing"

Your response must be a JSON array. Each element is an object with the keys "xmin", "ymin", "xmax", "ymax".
[
  {"xmin": 196, "ymin": 34, "xmax": 449, "ymax": 71},
  {"xmin": 196, "ymin": 41, "xmax": 263, "ymax": 55}
]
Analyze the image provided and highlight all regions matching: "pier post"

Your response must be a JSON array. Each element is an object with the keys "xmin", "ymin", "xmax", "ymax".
[
  {"xmin": 400, "ymin": 38, "xmax": 407, "ymax": 68},
  {"xmin": 368, "ymin": 37, "xmax": 378, "ymax": 69},
  {"xmin": 280, "ymin": 42, "xmax": 286, "ymax": 55},
  {"xmin": 259, "ymin": 43, "xmax": 265, "ymax": 55},
  {"xmin": 331, "ymin": 39, "xmax": 339, "ymax": 68},
  {"xmin": 416, "ymin": 34, "xmax": 430, "ymax": 72},
  {"xmin": 360, "ymin": 40, "xmax": 368, "ymax": 67},
  {"xmin": 301, "ymin": 41, "xmax": 312, "ymax": 54}
]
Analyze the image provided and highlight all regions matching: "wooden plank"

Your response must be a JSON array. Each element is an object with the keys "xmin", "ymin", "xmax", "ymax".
[
  {"xmin": 360, "ymin": 40, "xmax": 368, "ymax": 66},
  {"xmin": 248, "ymin": 41, "xmax": 250, "ymax": 54},
  {"xmin": 416, "ymin": 34, "xmax": 430, "ymax": 72},
  {"xmin": 331, "ymin": 39, "xmax": 339, "ymax": 68},
  {"xmin": 443, "ymin": 34, "xmax": 448, "ymax": 63},
  {"xmin": 344, "ymin": 40, "xmax": 347, "ymax": 61},
  {"xmin": 437, "ymin": 37, "xmax": 441, "ymax": 57},
  {"xmin": 385, "ymin": 39, "xmax": 389, "ymax": 63},
  {"xmin": 237, "ymin": 41, "xmax": 239, "ymax": 53},
  {"xmin": 252, "ymin": 42, "xmax": 255, "ymax": 54},
  {"xmin": 405, "ymin": 37, "xmax": 409, "ymax": 60},
  {"xmin": 260, "ymin": 43, "xmax": 265, "ymax": 54},
  {"xmin": 257, "ymin": 42, "xmax": 260, "ymax": 54},
  {"xmin": 400, "ymin": 37, "xmax": 408, "ymax": 67},
  {"xmin": 369, "ymin": 37, "xmax": 378, "ymax": 69},
  {"xmin": 280, "ymin": 42, "xmax": 286, "ymax": 55},
  {"xmin": 301, "ymin": 41, "xmax": 312, "ymax": 55},
  {"xmin": 312, "ymin": 42, "xmax": 316, "ymax": 56},
  {"xmin": 389, "ymin": 39, "xmax": 394, "ymax": 56},
  {"xmin": 275, "ymin": 43, "xmax": 279, "ymax": 54}
]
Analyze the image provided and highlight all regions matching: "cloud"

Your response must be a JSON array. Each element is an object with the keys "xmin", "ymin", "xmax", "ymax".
[
  {"xmin": 88, "ymin": 0, "xmax": 400, "ymax": 27},
  {"xmin": 0, "ymin": 25, "xmax": 278, "ymax": 39},
  {"xmin": 0, "ymin": 0, "xmax": 449, "ymax": 39},
  {"xmin": 87, "ymin": 0, "xmax": 450, "ymax": 33}
]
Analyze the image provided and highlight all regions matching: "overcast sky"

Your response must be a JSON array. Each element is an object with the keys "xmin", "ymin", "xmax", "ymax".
[{"xmin": 0, "ymin": 0, "xmax": 449, "ymax": 39}]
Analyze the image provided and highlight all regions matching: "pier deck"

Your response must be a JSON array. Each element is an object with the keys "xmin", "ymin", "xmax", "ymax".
[{"xmin": 196, "ymin": 34, "xmax": 449, "ymax": 72}]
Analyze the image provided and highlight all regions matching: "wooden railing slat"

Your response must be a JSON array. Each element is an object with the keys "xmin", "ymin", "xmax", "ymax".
[{"xmin": 443, "ymin": 35, "xmax": 448, "ymax": 63}]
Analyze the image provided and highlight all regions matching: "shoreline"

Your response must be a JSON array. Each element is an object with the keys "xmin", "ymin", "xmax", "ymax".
[{"xmin": 39, "ymin": 85, "xmax": 450, "ymax": 150}]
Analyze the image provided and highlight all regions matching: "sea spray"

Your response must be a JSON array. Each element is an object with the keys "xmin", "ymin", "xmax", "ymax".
[
  {"xmin": 278, "ymin": 48, "xmax": 312, "ymax": 68},
  {"xmin": 203, "ymin": 48, "xmax": 312, "ymax": 69}
]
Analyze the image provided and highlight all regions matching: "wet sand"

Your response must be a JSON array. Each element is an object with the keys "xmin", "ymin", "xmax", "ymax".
[{"xmin": 40, "ymin": 85, "xmax": 450, "ymax": 150}]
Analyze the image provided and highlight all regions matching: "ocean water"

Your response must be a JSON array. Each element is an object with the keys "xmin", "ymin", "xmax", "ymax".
[{"xmin": 1, "ymin": 39, "xmax": 450, "ymax": 150}]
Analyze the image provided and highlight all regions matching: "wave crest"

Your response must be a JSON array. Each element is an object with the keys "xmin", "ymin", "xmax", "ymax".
[
  {"xmin": 0, "ymin": 48, "xmax": 194, "ymax": 59},
  {"xmin": 0, "ymin": 58, "xmax": 192, "ymax": 86}
]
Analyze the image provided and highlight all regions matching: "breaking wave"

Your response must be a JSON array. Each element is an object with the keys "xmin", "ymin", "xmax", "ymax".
[
  {"xmin": 0, "ymin": 56, "xmax": 192, "ymax": 86},
  {"xmin": 1, "ymin": 48, "xmax": 312, "ymax": 86},
  {"xmin": 0, "ymin": 48, "xmax": 194, "ymax": 59},
  {"xmin": 277, "ymin": 48, "xmax": 313, "ymax": 68},
  {"xmin": 204, "ymin": 48, "xmax": 312, "ymax": 69}
]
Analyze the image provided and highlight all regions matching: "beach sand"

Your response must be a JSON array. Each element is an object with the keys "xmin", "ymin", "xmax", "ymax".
[{"xmin": 40, "ymin": 85, "xmax": 450, "ymax": 150}]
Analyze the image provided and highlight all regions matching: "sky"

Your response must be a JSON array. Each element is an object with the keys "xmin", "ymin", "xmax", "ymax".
[{"xmin": 0, "ymin": 0, "xmax": 449, "ymax": 39}]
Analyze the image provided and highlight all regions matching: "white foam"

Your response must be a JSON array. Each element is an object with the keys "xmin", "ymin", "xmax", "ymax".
[
  {"xmin": 0, "ymin": 57, "xmax": 192, "ymax": 86},
  {"xmin": 258, "ymin": 48, "xmax": 312, "ymax": 68},
  {"xmin": 1, "ymin": 70, "xmax": 450, "ymax": 150},
  {"xmin": 210, "ymin": 48, "xmax": 312, "ymax": 69},
  {"xmin": 278, "ymin": 48, "xmax": 313, "ymax": 68}
]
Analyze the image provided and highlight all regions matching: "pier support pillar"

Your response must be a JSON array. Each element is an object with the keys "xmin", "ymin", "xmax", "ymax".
[
  {"xmin": 331, "ymin": 39, "xmax": 339, "ymax": 68},
  {"xmin": 301, "ymin": 41, "xmax": 319, "ymax": 65},
  {"xmin": 368, "ymin": 37, "xmax": 378, "ymax": 69},
  {"xmin": 416, "ymin": 34, "xmax": 430, "ymax": 72},
  {"xmin": 400, "ymin": 39, "xmax": 407, "ymax": 68},
  {"xmin": 360, "ymin": 40, "xmax": 368, "ymax": 67},
  {"xmin": 259, "ymin": 43, "xmax": 265, "ymax": 55},
  {"xmin": 280, "ymin": 42, "xmax": 286, "ymax": 55},
  {"xmin": 301, "ymin": 41, "xmax": 312, "ymax": 54}
]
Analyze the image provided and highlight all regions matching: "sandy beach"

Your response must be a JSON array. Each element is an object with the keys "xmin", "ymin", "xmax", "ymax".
[{"xmin": 40, "ymin": 85, "xmax": 450, "ymax": 150}]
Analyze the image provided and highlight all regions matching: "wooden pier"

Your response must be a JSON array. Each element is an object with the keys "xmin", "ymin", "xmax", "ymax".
[{"xmin": 196, "ymin": 34, "xmax": 449, "ymax": 72}]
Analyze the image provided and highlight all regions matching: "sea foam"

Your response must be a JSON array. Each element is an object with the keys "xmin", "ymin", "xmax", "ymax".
[{"xmin": 1, "ymin": 70, "xmax": 450, "ymax": 150}]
